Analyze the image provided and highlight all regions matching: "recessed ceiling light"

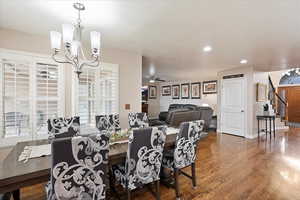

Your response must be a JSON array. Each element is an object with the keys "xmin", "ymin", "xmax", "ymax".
[
  {"xmin": 203, "ymin": 46, "xmax": 212, "ymax": 52},
  {"xmin": 240, "ymin": 59, "xmax": 248, "ymax": 64}
]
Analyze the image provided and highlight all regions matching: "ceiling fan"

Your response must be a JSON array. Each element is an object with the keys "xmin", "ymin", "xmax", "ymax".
[{"xmin": 149, "ymin": 76, "xmax": 166, "ymax": 83}]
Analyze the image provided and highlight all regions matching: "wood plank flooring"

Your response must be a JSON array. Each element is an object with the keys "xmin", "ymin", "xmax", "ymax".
[{"xmin": 8, "ymin": 129, "xmax": 300, "ymax": 199}]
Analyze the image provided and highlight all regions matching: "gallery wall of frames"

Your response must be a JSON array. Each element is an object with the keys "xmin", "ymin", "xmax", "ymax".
[{"xmin": 158, "ymin": 80, "xmax": 218, "ymax": 113}]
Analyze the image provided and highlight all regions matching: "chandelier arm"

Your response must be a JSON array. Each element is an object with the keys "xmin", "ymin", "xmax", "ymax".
[
  {"xmin": 79, "ymin": 56, "xmax": 100, "ymax": 70},
  {"xmin": 51, "ymin": 52, "xmax": 73, "ymax": 64}
]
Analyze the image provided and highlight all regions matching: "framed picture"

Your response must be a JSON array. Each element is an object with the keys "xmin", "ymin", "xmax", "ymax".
[
  {"xmin": 181, "ymin": 83, "xmax": 190, "ymax": 99},
  {"xmin": 203, "ymin": 80, "xmax": 217, "ymax": 94},
  {"xmin": 191, "ymin": 82, "xmax": 201, "ymax": 99},
  {"xmin": 149, "ymin": 86, "xmax": 157, "ymax": 99},
  {"xmin": 256, "ymin": 83, "xmax": 267, "ymax": 102},
  {"xmin": 161, "ymin": 85, "xmax": 171, "ymax": 96},
  {"xmin": 172, "ymin": 85, "xmax": 180, "ymax": 99}
]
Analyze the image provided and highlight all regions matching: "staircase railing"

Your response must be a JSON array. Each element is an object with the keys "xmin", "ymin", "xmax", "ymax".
[
  {"xmin": 268, "ymin": 76, "xmax": 287, "ymax": 119},
  {"xmin": 268, "ymin": 76, "xmax": 287, "ymax": 106}
]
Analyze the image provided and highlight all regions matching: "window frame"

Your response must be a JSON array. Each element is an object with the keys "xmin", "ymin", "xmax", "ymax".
[
  {"xmin": 72, "ymin": 63, "xmax": 119, "ymax": 127},
  {"xmin": 0, "ymin": 49, "xmax": 65, "ymax": 147}
]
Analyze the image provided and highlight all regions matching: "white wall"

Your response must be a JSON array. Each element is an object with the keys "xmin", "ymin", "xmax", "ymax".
[{"xmin": 0, "ymin": 28, "xmax": 142, "ymax": 128}]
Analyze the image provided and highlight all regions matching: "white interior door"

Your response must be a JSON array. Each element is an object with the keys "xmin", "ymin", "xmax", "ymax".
[{"xmin": 221, "ymin": 78, "xmax": 245, "ymax": 137}]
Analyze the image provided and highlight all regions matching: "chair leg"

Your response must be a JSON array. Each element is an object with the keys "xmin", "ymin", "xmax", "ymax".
[
  {"xmin": 12, "ymin": 189, "xmax": 20, "ymax": 200},
  {"xmin": 127, "ymin": 190, "xmax": 131, "ymax": 200},
  {"xmin": 156, "ymin": 180, "xmax": 160, "ymax": 200},
  {"xmin": 191, "ymin": 163, "xmax": 197, "ymax": 189},
  {"xmin": 174, "ymin": 169, "xmax": 180, "ymax": 200}
]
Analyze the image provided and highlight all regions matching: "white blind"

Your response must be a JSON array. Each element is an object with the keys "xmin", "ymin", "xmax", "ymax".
[
  {"xmin": 36, "ymin": 63, "xmax": 60, "ymax": 135},
  {"xmin": 0, "ymin": 50, "xmax": 64, "ymax": 146},
  {"xmin": 77, "ymin": 63, "xmax": 119, "ymax": 126},
  {"xmin": 78, "ymin": 68, "xmax": 96, "ymax": 126},
  {"xmin": 1, "ymin": 59, "xmax": 31, "ymax": 138},
  {"xmin": 99, "ymin": 64, "xmax": 119, "ymax": 115}
]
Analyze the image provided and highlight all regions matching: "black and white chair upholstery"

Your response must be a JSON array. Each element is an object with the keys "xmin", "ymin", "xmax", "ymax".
[
  {"xmin": 128, "ymin": 112, "xmax": 149, "ymax": 128},
  {"xmin": 96, "ymin": 114, "xmax": 121, "ymax": 134},
  {"xmin": 46, "ymin": 133, "xmax": 109, "ymax": 200},
  {"xmin": 112, "ymin": 126, "xmax": 167, "ymax": 200},
  {"xmin": 47, "ymin": 116, "xmax": 80, "ymax": 139},
  {"xmin": 162, "ymin": 120, "xmax": 205, "ymax": 200}
]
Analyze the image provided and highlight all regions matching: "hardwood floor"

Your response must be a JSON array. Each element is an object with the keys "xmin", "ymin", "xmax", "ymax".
[{"xmin": 16, "ymin": 129, "xmax": 300, "ymax": 199}]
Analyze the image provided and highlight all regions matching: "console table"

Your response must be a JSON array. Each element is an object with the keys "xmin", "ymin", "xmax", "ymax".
[{"xmin": 256, "ymin": 115, "xmax": 276, "ymax": 139}]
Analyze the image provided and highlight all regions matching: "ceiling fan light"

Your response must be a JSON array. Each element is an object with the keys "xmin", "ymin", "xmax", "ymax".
[
  {"xmin": 149, "ymin": 79, "xmax": 155, "ymax": 83},
  {"xmin": 62, "ymin": 24, "xmax": 74, "ymax": 44},
  {"xmin": 90, "ymin": 31, "xmax": 101, "ymax": 55},
  {"xmin": 50, "ymin": 31, "xmax": 61, "ymax": 50}
]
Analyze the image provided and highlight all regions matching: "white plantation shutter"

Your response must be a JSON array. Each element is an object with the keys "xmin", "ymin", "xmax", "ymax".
[
  {"xmin": 76, "ymin": 63, "xmax": 119, "ymax": 126},
  {"xmin": 78, "ymin": 68, "xmax": 96, "ymax": 126},
  {"xmin": 35, "ymin": 62, "xmax": 62, "ymax": 135},
  {"xmin": 0, "ymin": 61, "xmax": 3, "ymax": 138},
  {"xmin": 0, "ymin": 50, "xmax": 64, "ymax": 146},
  {"xmin": 99, "ymin": 64, "xmax": 119, "ymax": 115},
  {"xmin": 1, "ymin": 59, "xmax": 31, "ymax": 138}
]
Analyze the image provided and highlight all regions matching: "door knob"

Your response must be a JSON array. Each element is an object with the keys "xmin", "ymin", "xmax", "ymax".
[{"xmin": 241, "ymin": 110, "xmax": 244, "ymax": 112}]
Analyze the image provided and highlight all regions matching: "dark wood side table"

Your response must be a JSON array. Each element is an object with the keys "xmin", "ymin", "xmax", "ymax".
[{"xmin": 256, "ymin": 115, "xmax": 276, "ymax": 139}]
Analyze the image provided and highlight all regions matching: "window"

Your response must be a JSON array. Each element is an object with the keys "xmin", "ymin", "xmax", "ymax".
[
  {"xmin": 78, "ymin": 68, "xmax": 96, "ymax": 126},
  {"xmin": 75, "ymin": 63, "xmax": 119, "ymax": 126},
  {"xmin": 35, "ymin": 62, "xmax": 63, "ymax": 135},
  {"xmin": 1, "ymin": 59, "xmax": 31, "ymax": 139},
  {"xmin": 0, "ymin": 50, "xmax": 64, "ymax": 146}
]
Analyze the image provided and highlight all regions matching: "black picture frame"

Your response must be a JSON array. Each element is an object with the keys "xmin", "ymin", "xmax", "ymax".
[
  {"xmin": 162, "ymin": 85, "xmax": 171, "ymax": 96},
  {"xmin": 148, "ymin": 86, "xmax": 157, "ymax": 99},
  {"xmin": 191, "ymin": 82, "xmax": 201, "ymax": 99},
  {"xmin": 203, "ymin": 80, "xmax": 217, "ymax": 94},
  {"xmin": 172, "ymin": 85, "xmax": 180, "ymax": 99},
  {"xmin": 181, "ymin": 83, "xmax": 190, "ymax": 99}
]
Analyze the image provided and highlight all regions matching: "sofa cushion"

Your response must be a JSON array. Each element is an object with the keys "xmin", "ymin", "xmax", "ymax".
[{"xmin": 166, "ymin": 108, "xmax": 190, "ymax": 124}]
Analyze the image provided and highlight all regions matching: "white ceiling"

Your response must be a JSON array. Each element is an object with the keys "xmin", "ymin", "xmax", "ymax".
[{"xmin": 1, "ymin": 0, "xmax": 300, "ymax": 82}]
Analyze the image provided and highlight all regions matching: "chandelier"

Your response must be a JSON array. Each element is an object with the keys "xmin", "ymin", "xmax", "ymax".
[{"xmin": 49, "ymin": 2, "xmax": 101, "ymax": 77}]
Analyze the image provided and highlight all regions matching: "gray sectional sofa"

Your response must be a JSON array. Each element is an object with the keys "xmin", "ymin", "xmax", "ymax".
[{"xmin": 150, "ymin": 104, "xmax": 213, "ymax": 130}]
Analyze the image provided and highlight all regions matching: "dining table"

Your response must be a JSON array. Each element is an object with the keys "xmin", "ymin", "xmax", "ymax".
[{"xmin": 0, "ymin": 127, "xmax": 180, "ymax": 194}]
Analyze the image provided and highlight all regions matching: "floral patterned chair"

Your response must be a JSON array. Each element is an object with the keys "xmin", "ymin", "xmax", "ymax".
[
  {"xmin": 96, "ymin": 114, "xmax": 121, "ymax": 134},
  {"xmin": 46, "ymin": 133, "xmax": 110, "ymax": 200},
  {"xmin": 112, "ymin": 126, "xmax": 167, "ymax": 200},
  {"xmin": 47, "ymin": 116, "xmax": 80, "ymax": 139},
  {"xmin": 162, "ymin": 120, "xmax": 205, "ymax": 200},
  {"xmin": 128, "ymin": 112, "xmax": 149, "ymax": 128}
]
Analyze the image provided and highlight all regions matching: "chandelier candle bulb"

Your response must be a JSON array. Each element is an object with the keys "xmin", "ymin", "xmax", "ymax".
[
  {"xmin": 71, "ymin": 41, "xmax": 80, "ymax": 57},
  {"xmin": 50, "ymin": 31, "xmax": 62, "ymax": 50},
  {"xmin": 90, "ymin": 31, "xmax": 101, "ymax": 55},
  {"xmin": 62, "ymin": 24, "xmax": 74, "ymax": 44}
]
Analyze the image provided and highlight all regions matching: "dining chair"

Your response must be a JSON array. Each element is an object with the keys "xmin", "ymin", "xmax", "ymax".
[
  {"xmin": 162, "ymin": 120, "xmax": 205, "ymax": 200},
  {"xmin": 128, "ymin": 112, "xmax": 149, "ymax": 128},
  {"xmin": 112, "ymin": 126, "xmax": 167, "ymax": 200},
  {"xmin": 46, "ymin": 132, "xmax": 110, "ymax": 200},
  {"xmin": 96, "ymin": 114, "xmax": 121, "ymax": 134},
  {"xmin": 47, "ymin": 116, "xmax": 80, "ymax": 139}
]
